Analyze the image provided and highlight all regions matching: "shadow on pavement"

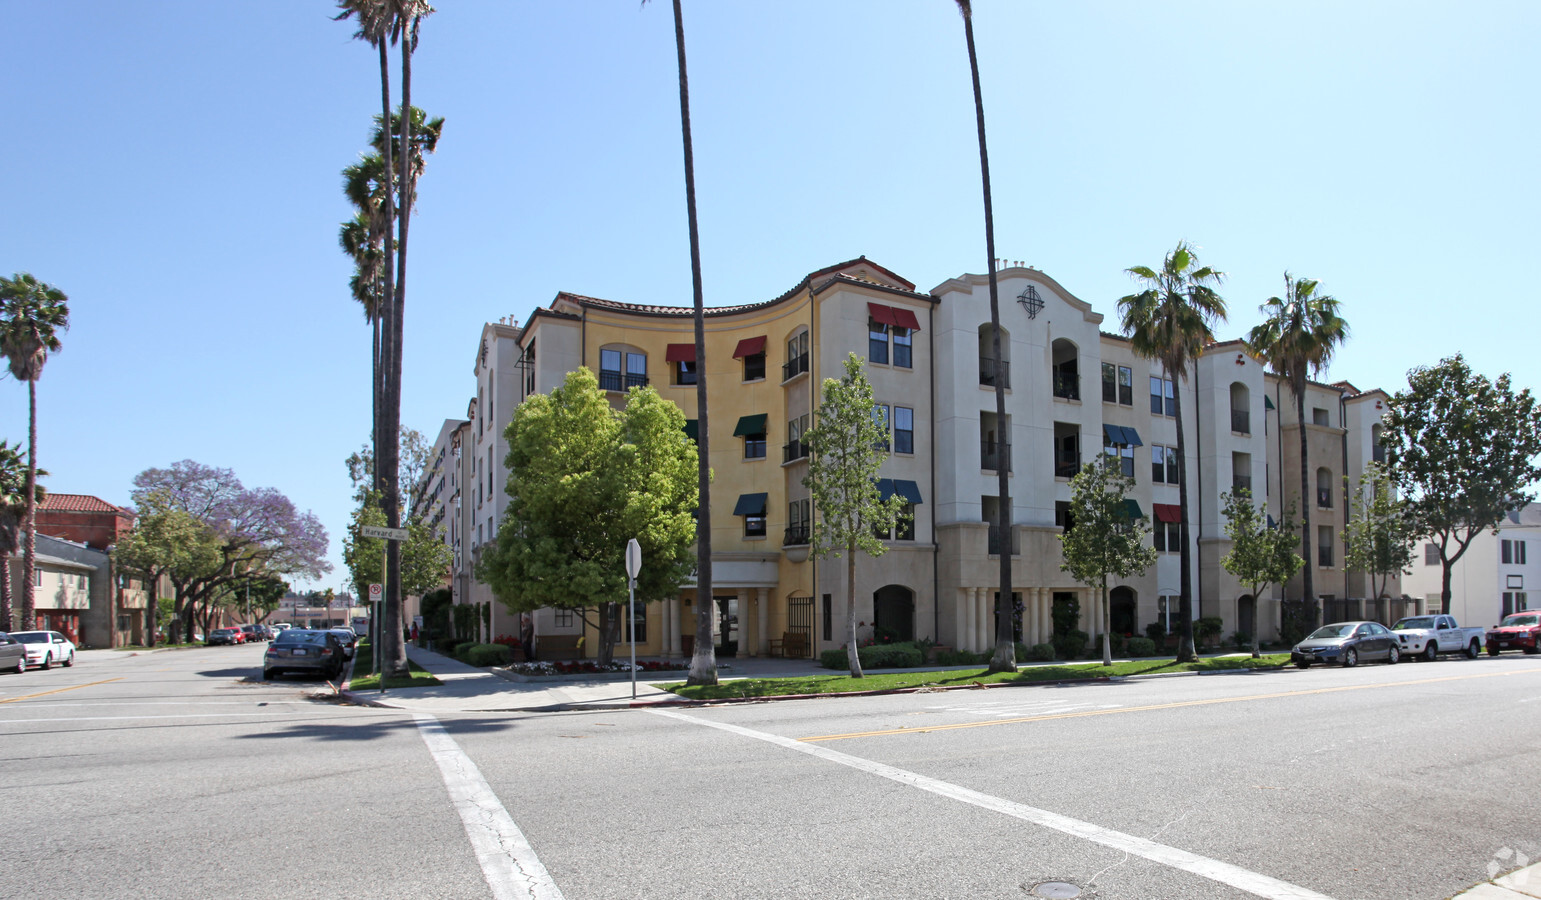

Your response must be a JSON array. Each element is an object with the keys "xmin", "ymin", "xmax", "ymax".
[{"xmin": 235, "ymin": 714, "xmax": 522, "ymax": 744}]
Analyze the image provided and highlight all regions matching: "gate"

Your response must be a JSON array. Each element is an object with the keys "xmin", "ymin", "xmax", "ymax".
[{"xmin": 787, "ymin": 595, "xmax": 815, "ymax": 658}]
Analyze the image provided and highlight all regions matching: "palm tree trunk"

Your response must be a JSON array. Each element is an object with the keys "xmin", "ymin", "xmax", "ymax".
[
  {"xmin": 960, "ymin": 8, "xmax": 1015, "ymax": 675},
  {"xmin": 375, "ymin": 38, "xmax": 402, "ymax": 676},
  {"xmin": 672, "ymin": 0, "xmax": 717, "ymax": 687},
  {"xmin": 1, "ymin": 557, "xmax": 10, "ymax": 632},
  {"xmin": 1296, "ymin": 384, "xmax": 1315, "ymax": 626},
  {"xmin": 1101, "ymin": 576, "xmax": 1112, "ymax": 666},
  {"xmin": 1173, "ymin": 372, "xmax": 1196, "ymax": 662},
  {"xmin": 22, "ymin": 379, "xmax": 37, "ymax": 632}
]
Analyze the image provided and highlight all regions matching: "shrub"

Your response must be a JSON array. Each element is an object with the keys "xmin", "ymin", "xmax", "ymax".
[
  {"xmin": 1145, "ymin": 622, "xmax": 1167, "ymax": 643},
  {"xmin": 452, "ymin": 641, "xmax": 478, "ymax": 661},
  {"xmin": 462, "ymin": 643, "xmax": 512, "ymax": 667},
  {"xmin": 433, "ymin": 637, "xmax": 460, "ymax": 655},
  {"xmin": 1126, "ymin": 637, "xmax": 1156, "ymax": 657},
  {"xmin": 820, "ymin": 649, "xmax": 850, "ymax": 670},
  {"xmin": 1029, "ymin": 643, "xmax": 1055, "ymax": 661},
  {"xmin": 935, "ymin": 649, "xmax": 984, "ymax": 666},
  {"xmin": 1195, "ymin": 616, "xmax": 1224, "ymax": 644},
  {"xmin": 859, "ymin": 644, "xmax": 924, "ymax": 669},
  {"xmin": 1230, "ymin": 631, "xmax": 1252, "ymax": 648},
  {"xmin": 1052, "ymin": 629, "xmax": 1088, "ymax": 661}
]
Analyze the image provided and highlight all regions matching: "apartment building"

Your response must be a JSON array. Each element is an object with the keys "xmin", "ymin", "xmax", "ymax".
[
  {"xmin": 449, "ymin": 257, "xmax": 1394, "ymax": 658},
  {"xmin": 1402, "ymin": 503, "xmax": 1541, "ymax": 628}
]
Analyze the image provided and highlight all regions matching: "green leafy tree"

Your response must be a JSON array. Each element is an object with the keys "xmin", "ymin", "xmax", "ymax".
[
  {"xmin": 113, "ymin": 491, "xmax": 222, "ymax": 645},
  {"xmin": 1342, "ymin": 462, "xmax": 1417, "ymax": 606},
  {"xmin": 802, "ymin": 354, "xmax": 908, "ymax": 677},
  {"xmin": 343, "ymin": 491, "xmax": 451, "ymax": 602},
  {"xmin": 951, "ymin": 0, "xmax": 1015, "ymax": 674},
  {"xmin": 1383, "ymin": 354, "xmax": 1541, "ymax": 613},
  {"xmin": 1245, "ymin": 273, "xmax": 1349, "ymax": 632},
  {"xmin": 1118, "ymin": 243, "xmax": 1227, "ymax": 662},
  {"xmin": 1059, "ymin": 458, "xmax": 1158, "ymax": 666},
  {"xmin": 1220, "ymin": 488, "xmax": 1304, "ymax": 656},
  {"xmin": 476, "ymin": 368, "xmax": 697, "ymax": 665},
  {"xmin": 0, "ymin": 272, "xmax": 70, "ymax": 631},
  {"xmin": 344, "ymin": 426, "xmax": 431, "ymax": 510},
  {"xmin": 0, "ymin": 441, "xmax": 44, "ymax": 631}
]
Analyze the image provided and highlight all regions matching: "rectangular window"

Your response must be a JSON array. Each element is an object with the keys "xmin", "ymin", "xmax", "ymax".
[
  {"xmin": 892, "ymin": 327, "xmax": 912, "ymax": 368},
  {"xmin": 894, "ymin": 406, "xmax": 914, "ymax": 454},
  {"xmin": 555, "ymin": 609, "xmax": 575, "ymax": 628},
  {"xmin": 746, "ymin": 512, "xmax": 766, "ymax": 537},
  {"xmin": 1055, "ymin": 500, "xmax": 1073, "ymax": 531},
  {"xmin": 786, "ymin": 499, "xmax": 810, "ymax": 545},
  {"xmin": 1103, "ymin": 441, "xmax": 1134, "ymax": 477},
  {"xmin": 626, "ymin": 352, "xmax": 647, "ymax": 389},
  {"xmin": 1521, "ymin": 542, "xmax": 1529, "ymax": 565},
  {"xmin": 599, "ymin": 348, "xmax": 623, "ymax": 391},
  {"xmin": 1102, "ymin": 363, "xmax": 1117, "ymax": 403},
  {"xmin": 744, "ymin": 431, "xmax": 766, "ymax": 459},
  {"xmin": 1313, "ymin": 407, "xmax": 1330, "ymax": 427},
  {"xmin": 1424, "ymin": 543, "xmax": 1439, "ymax": 565},
  {"xmin": 1155, "ymin": 521, "xmax": 1180, "ymax": 553},
  {"xmin": 785, "ymin": 414, "xmax": 809, "ymax": 462},
  {"xmin": 1503, "ymin": 540, "xmax": 1514, "ymax": 565},
  {"xmin": 743, "ymin": 352, "xmax": 765, "ymax": 381},
  {"xmin": 1152, "ymin": 445, "xmax": 1180, "ymax": 485},
  {"xmin": 873, "ymin": 404, "xmax": 891, "ymax": 451},
  {"xmin": 868, "ymin": 318, "xmax": 889, "ymax": 365},
  {"xmin": 675, "ymin": 360, "xmax": 697, "ymax": 385},
  {"xmin": 1164, "ymin": 378, "xmax": 1176, "ymax": 416},
  {"xmin": 1118, "ymin": 366, "xmax": 1133, "ymax": 406},
  {"xmin": 1150, "ymin": 376, "xmax": 1175, "ymax": 416},
  {"xmin": 1318, "ymin": 526, "xmax": 1335, "ymax": 567}
]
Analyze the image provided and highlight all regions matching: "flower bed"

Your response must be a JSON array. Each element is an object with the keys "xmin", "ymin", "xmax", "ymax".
[{"xmin": 508, "ymin": 659, "xmax": 689, "ymax": 677}]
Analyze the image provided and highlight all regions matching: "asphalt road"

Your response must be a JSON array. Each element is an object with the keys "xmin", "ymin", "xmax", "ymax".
[{"xmin": 3, "ymin": 644, "xmax": 1539, "ymax": 900}]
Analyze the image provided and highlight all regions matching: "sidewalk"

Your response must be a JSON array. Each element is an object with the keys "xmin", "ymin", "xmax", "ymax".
[{"xmin": 1453, "ymin": 866, "xmax": 1541, "ymax": 899}]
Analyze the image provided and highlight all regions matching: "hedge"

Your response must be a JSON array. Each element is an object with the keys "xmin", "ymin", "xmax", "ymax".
[
  {"xmin": 1126, "ymin": 637, "xmax": 1156, "ymax": 657},
  {"xmin": 461, "ymin": 643, "xmax": 512, "ymax": 667}
]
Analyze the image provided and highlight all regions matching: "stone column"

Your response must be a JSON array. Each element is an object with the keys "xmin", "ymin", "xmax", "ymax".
[
  {"xmin": 976, "ymin": 589, "xmax": 991, "ymax": 651},
  {"xmin": 756, "ymin": 588, "xmax": 769, "ymax": 657},
  {"xmin": 956, "ymin": 588, "xmax": 970, "ymax": 652},
  {"xmin": 962, "ymin": 588, "xmax": 977, "ymax": 652},
  {"xmin": 1026, "ymin": 588, "xmax": 1040, "ymax": 646},
  {"xmin": 666, "ymin": 597, "xmax": 681, "ymax": 658}
]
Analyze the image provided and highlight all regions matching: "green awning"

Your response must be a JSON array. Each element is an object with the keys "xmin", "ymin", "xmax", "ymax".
[
  {"xmin": 1123, "ymin": 499, "xmax": 1145, "ymax": 520},
  {"xmin": 683, "ymin": 420, "xmax": 699, "ymax": 441},
  {"xmin": 733, "ymin": 492, "xmax": 767, "ymax": 516},
  {"xmin": 733, "ymin": 414, "xmax": 768, "ymax": 437},
  {"xmin": 1264, "ymin": 395, "xmax": 1276, "ymax": 410}
]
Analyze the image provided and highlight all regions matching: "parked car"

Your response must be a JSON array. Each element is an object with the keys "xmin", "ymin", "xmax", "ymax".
[
  {"xmin": 208, "ymin": 628, "xmax": 241, "ymax": 646},
  {"xmin": 327, "ymin": 627, "xmax": 360, "ymax": 660},
  {"xmin": 238, "ymin": 624, "xmax": 263, "ymax": 643},
  {"xmin": 263, "ymin": 629, "xmax": 345, "ymax": 681},
  {"xmin": 0, "ymin": 633, "xmax": 27, "ymax": 674},
  {"xmin": 11, "ymin": 631, "xmax": 76, "ymax": 670},
  {"xmin": 1391, "ymin": 614, "xmax": 1485, "ymax": 661},
  {"xmin": 1486, "ymin": 611, "xmax": 1541, "ymax": 655},
  {"xmin": 1292, "ymin": 621, "xmax": 1401, "ymax": 668}
]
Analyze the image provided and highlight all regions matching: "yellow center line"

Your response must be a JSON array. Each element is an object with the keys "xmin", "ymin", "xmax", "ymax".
[
  {"xmin": 799, "ymin": 668, "xmax": 1539, "ymax": 743},
  {"xmin": 0, "ymin": 678, "xmax": 124, "ymax": 704}
]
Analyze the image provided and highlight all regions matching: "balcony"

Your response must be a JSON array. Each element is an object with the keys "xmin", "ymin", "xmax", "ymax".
[
  {"xmin": 1053, "ymin": 373, "xmax": 1080, "ymax": 401},
  {"xmin": 783, "ymin": 526, "xmax": 810, "ymax": 546},
  {"xmin": 981, "ymin": 440, "xmax": 1012, "ymax": 473},
  {"xmin": 782, "ymin": 354, "xmax": 809, "ymax": 381},
  {"xmin": 1231, "ymin": 409, "xmax": 1250, "ymax": 434},
  {"xmin": 1232, "ymin": 476, "xmax": 1252, "ymax": 495},
  {"xmin": 598, "ymin": 371, "xmax": 649, "ymax": 392},
  {"xmin": 1055, "ymin": 455, "xmax": 1081, "ymax": 479},
  {"xmin": 979, "ymin": 358, "xmax": 1010, "ymax": 389},
  {"xmin": 783, "ymin": 439, "xmax": 808, "ymax": 464}
]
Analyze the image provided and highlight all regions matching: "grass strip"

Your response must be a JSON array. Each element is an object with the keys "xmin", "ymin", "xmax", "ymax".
[
  {"xmin": 665, "ymin": 654, "xmax": 1291, "ymax": 701},
  {"xmin": 349, "ymin": 640, "xmax": 442, "ymax": 690}
]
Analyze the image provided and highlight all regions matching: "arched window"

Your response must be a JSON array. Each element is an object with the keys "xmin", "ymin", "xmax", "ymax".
[
  {"xmin": 978, "ymin": 323, "xmax": 1010, "ymax": 388},
  {"xmin": 1230, "ymin": 382, "xmax": 1250, "ymax": 434},
  {"xmin": 872, "ymin": 585, "xmax": 915, "ymax": 643},
  {"xmin": 1051, "ymin": 338, "xmax": 1079, "ymax": 400},
  {"xmin": 599, "ymin": 344, "xmax": 647, "ymax": 392}
]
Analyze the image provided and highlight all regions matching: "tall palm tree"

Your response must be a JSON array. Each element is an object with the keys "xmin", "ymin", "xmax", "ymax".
[
  {"xmin": 1246, "ymin": 273, "xmax": 1348, "ymax": 632},
  {"xmin": 954, "ymin": 0, "xmax": 1015, "ymax": 673},
  {"xmin": 0, "ymin": 441, "xmax": 44, "ymax": 631},
  {"xmin": 0, "ymin": 273, "xmax": 70, "ymax": 632},
  {"xmin": 1118, "ymin": 243, "xmax": 1226, "ymax": 662},
  {"xmin": 662, "ymin": 0, "xmax": 717, "ymax": 686}
]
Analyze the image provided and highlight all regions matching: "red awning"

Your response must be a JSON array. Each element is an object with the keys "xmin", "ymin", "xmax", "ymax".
[
  {"xmin": 732, "ymin": 336, "xmax": 767, "ymax": 359},
  {"xmin": 867, "ymin": 302, "xmax": 897, "ymax": 326},
  {"xmin": 665, "ymin": 343, "xmax": 696, "ymax": 363},
  {"xmin": 1154, "ymin": 503, "xmax": 1181, "ymax": 523},
  {"xmin": 890, "ymin": 306, "xmax": 922, "ymax": 332}
]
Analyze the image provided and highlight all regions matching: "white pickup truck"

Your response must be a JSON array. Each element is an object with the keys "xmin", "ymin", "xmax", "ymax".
[{"xmin": 1391, "ymin": 614, "xmax": 1485, "ymax": 661}]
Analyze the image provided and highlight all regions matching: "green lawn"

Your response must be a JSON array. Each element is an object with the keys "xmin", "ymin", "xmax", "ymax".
[
  {"xmin": 348, "ymin": 641, "xmax": 442, "ymax": 690},
  {"xmin": 665, "ymin": 654, "xmax": 1291, "ymax": 701}
]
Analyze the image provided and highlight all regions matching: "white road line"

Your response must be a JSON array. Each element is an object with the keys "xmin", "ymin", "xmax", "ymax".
[
  {"xmin": 0, "ymin": 712, "xmax": 341, "ymax": 723},
  {"xmin": 648, "ymin": 708, "xmax": 1335, "ymax": 900},
  {"xmin": 413, "ymin": 713, "xmax": 565, "ymax": 900}
]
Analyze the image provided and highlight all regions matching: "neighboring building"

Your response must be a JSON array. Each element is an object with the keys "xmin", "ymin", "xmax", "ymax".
[
  {"xmin": 36, "ymin": 493, "xmax": 136, "ymax": 549},
  {"xmin": 8, "ymin": 534, "xmax": 105, "ymax": 646},
  {"xmin": 27, "ymin": 493, "xmax": 156, "ymax": 647},
  {"xmin": 445, "ymin": 257, "xmax": 1397, "ymax": 658},
  {"xmin": 1402, "ymin": 503, "xmax": 1541, "ymax": 628}
]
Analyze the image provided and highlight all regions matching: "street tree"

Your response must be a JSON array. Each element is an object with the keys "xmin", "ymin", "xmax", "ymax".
[
  {"xmin": 476, "ymin": 368, "xmax": 697, "ymax": 665},
  {"xmin": 803, "ymin": 354, "xmax": 908, "ymax": 677},
  {"xmin": 344, "ymin": 425, "xmax": 430, "ymax": 510},
  {"xmin": 1342, "ymin": 462, "xmax": 1417, "ymax": 607},
  {"xmin": 1059, "ymin": 457, "xmax": 1158, "ymax": 666},
  {"xmin": 1383, "ymin": 354, "xmax": 1541, "ymax": 613},
  {"xmin": 0, "ymin": 441, "xmax": 44, "ymax": 631},
  {"xmin": 1246, "ymin": 273, "xmax": 1349, "ymax": 633},
  {"xmin": 113, "ymin": 490, "xmax": 222, "ymax": 645},
  {"xmin": 1220, "ymin": 488, "xmax": 1304, "ymax": 656},
  {"xmin": 952, "ymin": 0, "xmax": 1015, "ymax": 675},
  {"xmin": 1118, "ymin": 242, "xmax": 1227, "ymax": 661},
  {"xmin": 0, "ymin": 272, "xmax": 69, "ymax": 631}
]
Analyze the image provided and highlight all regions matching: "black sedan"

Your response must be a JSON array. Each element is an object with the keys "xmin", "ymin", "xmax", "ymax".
[
  {"xmin": 263, "ymin": 629, "xmax": 346, "ymax": 681},
  {"xmin": 1292, "ymin": 621, "xmax": 1401, "ymax": 668}
]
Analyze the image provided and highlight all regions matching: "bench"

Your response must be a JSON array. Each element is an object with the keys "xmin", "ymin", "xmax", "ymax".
[
  {"xmin": 538, "ymin": 634, "xmax": 584, "ymax": 660},
  {"xmin": 767, "ymin": 631, "xmax": 809, "ymax": 659}
]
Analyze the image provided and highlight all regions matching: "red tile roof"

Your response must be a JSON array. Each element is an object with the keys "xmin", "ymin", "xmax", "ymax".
[{"xmin": 39, "ymin": 493, "xmax": 135, "ymax": 517}]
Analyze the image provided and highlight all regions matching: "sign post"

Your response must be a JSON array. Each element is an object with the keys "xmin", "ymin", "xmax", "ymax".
[
  {"xmin": 625, "ymin": 538, "xmax": 642, "ymax": 700},
  {"xmin": 368, "ymin": 582, "xmax": 383, "ymax": 693}
]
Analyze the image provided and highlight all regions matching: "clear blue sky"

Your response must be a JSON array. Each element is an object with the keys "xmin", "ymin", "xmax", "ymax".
[{"xmin": 3, "ymin": 1, "xmax": 1537, "ymax": 592}]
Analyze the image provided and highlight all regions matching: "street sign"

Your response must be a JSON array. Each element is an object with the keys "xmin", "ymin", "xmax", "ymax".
[
  {"xmin": 625, "ymin": 538, "xmax": 642, "ymax": 580},
  {"xmin": 361, "ymin": 524, "xmax": 409, "ymax": 541},
  {"xmin": 368, "ymin": 583, "xmax": 382, "ymax": 600}
]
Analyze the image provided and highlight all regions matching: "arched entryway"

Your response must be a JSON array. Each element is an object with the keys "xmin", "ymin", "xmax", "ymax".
[
  {"xmin": 873, "ymin": 585, "xmax": 915, "ymax": 643},
  {"xmin": 1238, "ymin": 595, "xmax": 1256, "ymax": 639},
  {"xmin": 1110, "ymin": 587, "xmax": 1136, "ymax": 635}
]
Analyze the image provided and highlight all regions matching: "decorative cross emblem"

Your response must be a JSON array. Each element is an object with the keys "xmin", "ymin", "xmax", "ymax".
[{"xmin": 1017, "ymin": 284, "xmax": 1044, "ymax": 318}]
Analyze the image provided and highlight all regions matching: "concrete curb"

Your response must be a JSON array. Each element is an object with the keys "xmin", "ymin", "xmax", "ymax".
[{"xmin": 1452, "ymin": 862, "xmax": 1541, "ymax": 898}]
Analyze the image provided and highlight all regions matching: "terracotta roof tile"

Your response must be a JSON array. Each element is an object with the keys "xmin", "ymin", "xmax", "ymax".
[{"xmin": 40, "ymin": 493, "xmax": 135, "ymax": 516}]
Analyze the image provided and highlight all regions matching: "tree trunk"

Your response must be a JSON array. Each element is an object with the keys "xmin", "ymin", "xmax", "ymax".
[
  {"xmin": 597, "ymin": 601, "xmax": 617, "ymax": 666},
  {"xmin": 1, "ymin": 557, "xmax": 10, "ymax": 632},
  {"xmin": 672, "ymin": 0, "xmax": 718, "ymax": 687},
  {"xmin": 1295, "ymin": 383, "xmax": 1316, "ymax": 627},
  {"xmin": 960, "ymin": 10, "xmax": 1016, "ymax": 675},
  {"xmin": 1101, "ymin": 576, "xmax": 1112, "ymax": 666},
  {"xmin": 375, "ymin": 38, "xmax": 405, "ymax": 677},
  {"xmin": 846, "ymin": 545, "xmax": 863, "ymax": 677},
  {"xmin": 1440, "ymin": 559, "xmax": 1452, "ymax": 615},
  {"xmin": 22, "ymin": 379, "xmax": 38, "ymax": 631},
  {"xmin": 1173, "ymin": 370, "xmax": 1196, "ymax": 662}
]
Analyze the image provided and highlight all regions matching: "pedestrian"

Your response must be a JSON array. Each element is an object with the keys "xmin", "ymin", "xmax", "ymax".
[{"xmin": 519, "ymin": 613, "xmax": 535, "ymax": 662}]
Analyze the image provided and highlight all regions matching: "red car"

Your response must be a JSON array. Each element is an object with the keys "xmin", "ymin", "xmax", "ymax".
[{"xmin": 1486, "ymin": 611, "xmax": 1541, "ymax": 655}]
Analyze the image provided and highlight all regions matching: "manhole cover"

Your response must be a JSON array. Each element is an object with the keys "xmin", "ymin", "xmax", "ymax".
[{"xmin": 1032, "ymin": 883, "xmax": 1082, "ymax": 899}]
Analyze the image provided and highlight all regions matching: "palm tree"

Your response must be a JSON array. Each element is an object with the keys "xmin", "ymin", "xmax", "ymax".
[
  {"xmin": 658, "ymin": 0, "xmax": 717, "ymax": 686},
  {"xmin": 954, "ymin": 0, "xmax": 1015, "ymax": 673},
  {"xmin": 0, "ymin": 441, "xmax": 44, "ymax": 631},
  {"xmin": 1118, "ymin": 243, "xmax": 1226, "ymax": 662},
  {"xmin": 0, "ymin": 273, "xmax": 70, "ymax": 632},
  {"xmin": 1246, "ymin": 273, "xmax": 1348, "ymax": 633}
]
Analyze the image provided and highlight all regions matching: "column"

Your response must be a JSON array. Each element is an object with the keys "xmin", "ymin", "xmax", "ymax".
[
  {"xmin": 955, "ymin": 588, "xmax": 970, "ymax": 652},
  {"xmin": 756, "ymin": 588, "xmax": 769, "ymax": 657},
  {"xmin": 666, "ymin": 597, "xmax": 680, "ymax": 658},
  {"xmin": 1089, "ymin": 588, "xmax": 1102, "ymax": 636},
  {"xmin": 1026, "ymin": 588, "xmax": 1041, "ymax": 646},
  {"xmin": 735, "ymin": 589, "xmax": 749, "ymax": 655},
  {"xmin": 975, "ymin": 589, "xmax": 991, "ymax": 651},
  {"xmin": 963, "ymin": 588, "xmax": 978, "ymax": 652}
]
